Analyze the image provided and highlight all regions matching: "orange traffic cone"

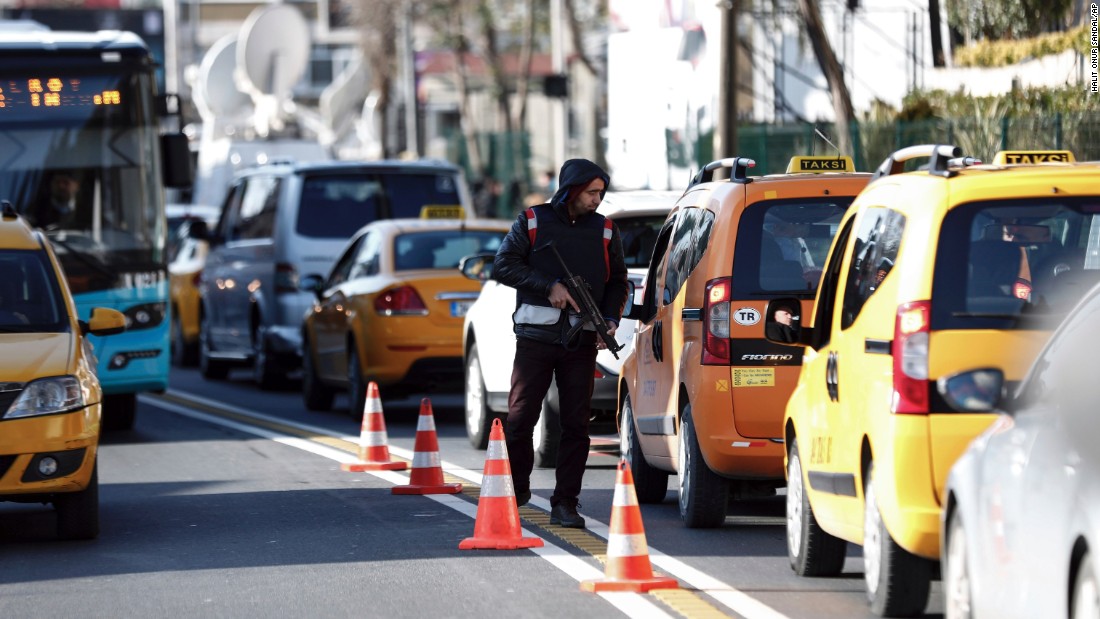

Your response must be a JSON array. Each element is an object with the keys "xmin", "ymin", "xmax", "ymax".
[
  {"xmin": 392, "ymin": 398, "xmax": 462, "ymax": 495},
  {"xmin": 460, "ymin": 418, "xmax": 543, "ymax": 550},
  {"xmin": 581, "ymin": 460, "xmax": 679, "ymax": 592},
  {"xmin": 342, "ymin": 382, "xmax": 407, "ymax": 472}
]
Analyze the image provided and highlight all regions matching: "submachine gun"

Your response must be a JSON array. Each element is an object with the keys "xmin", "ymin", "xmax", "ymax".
[{"xmin": 537, "ymin": 241, "xmax": 625, "ymax": 359}]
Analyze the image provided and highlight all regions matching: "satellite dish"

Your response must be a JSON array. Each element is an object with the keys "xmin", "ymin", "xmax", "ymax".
[
  {"xmin": 193, "ymin": 34, "xmax": 251, "ymax": 122},
  {"xmin": 237, "ymin": 4, "xmax": 310, "ymax": 100}
]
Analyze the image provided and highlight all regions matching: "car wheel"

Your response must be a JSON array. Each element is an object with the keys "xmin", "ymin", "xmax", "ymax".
[
  {"xmin": 944, "ymin": 509, "xmax": 973, "ymax": 619},
  {"xmin": 788, "ymin": 438, "xmax": 847, "ymax": 576},
  {"xmin": 252, "ymin": 327, "xmax": 284, "ymax": 390},
  {"xmin": 677, "ymin": 403, "xmax": 729, "ymax": 528},
  {"xmin": 101, "ymin": 393, "xmax": 136, "ymax": 432},
  {"xmin": 347, "ymin": 344, "xmax": 368, "ymax": 419},
  {"xmin": 171, "ymin": 310, "xmax": 198, "ymax": 367},
  {"xmin": 54, "ymin": 460, "xmax": 99, "ymax": 540},
  {"xmin": 533, "ymin": 387, "xmax": 561, "ymax": 469},
  {"xmin": 620, "ymin": 392, "xmax": 668, "ymax": 503},
  {"xmin": 199, "ymin": 310, "xmax": 229, "ymax": 380},
  {"xmin": 863, "ymin": 462, "xmax": 933, "ymax": 617},
  {"xmin": 465, "ymin": 344, "xmax": 498, "ymax": 449},
  {"xmin": 301, "ymin": 334, "xmax": 335, "ymax": 412},
  {"xmin": 1072, "ymin": 552, "xmax": 1099, "ymax": 619}
]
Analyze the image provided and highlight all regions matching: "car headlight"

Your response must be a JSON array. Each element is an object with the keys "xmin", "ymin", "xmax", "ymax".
[{"xmin": 4, "ymin": 377, "xmax": 85, "ymax": 419}]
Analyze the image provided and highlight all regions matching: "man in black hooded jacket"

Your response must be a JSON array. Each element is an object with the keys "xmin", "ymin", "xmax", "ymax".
[{"xmin": 492, "ymin": 158, "xmax": 628, "ymax": 529}]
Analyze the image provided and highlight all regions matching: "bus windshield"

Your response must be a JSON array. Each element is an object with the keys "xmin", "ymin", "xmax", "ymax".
[{"xmin": 0, "ymin": 68, "xmax": 165, "ymax": 293}]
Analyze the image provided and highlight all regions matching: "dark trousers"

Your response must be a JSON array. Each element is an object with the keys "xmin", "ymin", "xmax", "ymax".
[{"xmin": 506, "ymin": 334, "xmax": 597, "ymax": 503}]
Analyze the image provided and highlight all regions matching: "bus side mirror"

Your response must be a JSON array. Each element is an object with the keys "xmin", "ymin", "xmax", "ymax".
[{"xmin": 161, "ymin": 132, "xmax": 194, "ymax": 189}]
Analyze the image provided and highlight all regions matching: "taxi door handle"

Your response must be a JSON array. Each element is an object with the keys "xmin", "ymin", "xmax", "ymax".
[
  {"xmin": 825, "ymin": 351, "xmax": 839, "ymax": 402},
  {"xmin": 652, "ymin": 320, "xmax": 664, "ymax": 362}
]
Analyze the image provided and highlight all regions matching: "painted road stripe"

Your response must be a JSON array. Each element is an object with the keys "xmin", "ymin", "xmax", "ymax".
[{"xmin": 146, "ymin": 391, "xmax": 790, "ymax": 619}]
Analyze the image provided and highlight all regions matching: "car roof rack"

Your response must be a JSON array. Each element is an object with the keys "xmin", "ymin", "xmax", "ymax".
[
  {"xmin": 870, "ymin": 144, "xmax": 979, "ymax": 181},
  {"xmin": 687, "ymin": 157, "xmax": 755, "ymax": 189}
]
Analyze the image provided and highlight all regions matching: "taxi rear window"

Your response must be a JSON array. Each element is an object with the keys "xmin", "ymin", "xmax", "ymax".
[
  {"xmin": 931, "ymin": 198, "xmax": 1100, "ymax": 331},
  {"xmin": 731, "ymin": 198, "xmax": 852, "ymax": 299},
  {"xmin": 0, "ymin": 249, "xmax": 67, "ymax": 333}
]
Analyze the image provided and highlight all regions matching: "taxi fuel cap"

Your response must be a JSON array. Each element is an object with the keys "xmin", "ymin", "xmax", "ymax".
[{"xmin": 786, "ymin": 156, "xmax": 855, "ymax": 174}]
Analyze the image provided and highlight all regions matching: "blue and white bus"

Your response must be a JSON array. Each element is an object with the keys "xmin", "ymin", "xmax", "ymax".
[{"xmin": 0, "ymin": 28, "xmax": 192, "ymax": 429}]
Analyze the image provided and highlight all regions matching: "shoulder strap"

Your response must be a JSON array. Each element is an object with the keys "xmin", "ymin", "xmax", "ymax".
[
  {"xmin": 525, "ymin": 207, "xmax": 538, "ymax": 246},
  {"xmin": 602, "ymin": 217, "xmax": 613, "ymax": 281}
]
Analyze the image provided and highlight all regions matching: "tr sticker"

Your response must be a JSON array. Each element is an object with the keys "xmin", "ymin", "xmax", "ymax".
[{"xmin": 733, "ymin": 307, "xmax": 760, "ymax": 326}]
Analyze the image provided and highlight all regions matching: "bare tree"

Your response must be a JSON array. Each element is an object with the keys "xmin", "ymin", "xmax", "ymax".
[
  {"xmin": 357, "ymin": 1, "xmax": 400, "ymax": 157},
  {"xmin": 797, "ymin": 0, "xmax": 855, "ymax": 154},
  {"xmin": 477, "ymin": 0, "xmax": 513, "ymax": 134},
  {"xmin": 929, "ymin": 0, "xmax": 945, "ymax": 67}
]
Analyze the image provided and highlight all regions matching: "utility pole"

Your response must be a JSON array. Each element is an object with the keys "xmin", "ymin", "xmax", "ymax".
[
  {"xmin": 550, "ymin": 0, "xmax": 566, "ymax": 167},
  {"xmin": 400, "ymin": 0, "xmax": 419, "ymax": 157},
  {"xmin": 716, "ymin": 0, "xmax": 738, "ymax": 160}
]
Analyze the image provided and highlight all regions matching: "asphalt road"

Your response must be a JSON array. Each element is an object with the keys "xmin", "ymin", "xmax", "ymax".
[{"xmin": 0, "ymin": 366, "xmax": 945, "ymax": 618}]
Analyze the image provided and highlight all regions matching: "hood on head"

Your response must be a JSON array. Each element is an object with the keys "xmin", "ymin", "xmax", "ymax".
[{"xmin": 550, "ymin": 159, "xmax": 610, "ymax": 209}]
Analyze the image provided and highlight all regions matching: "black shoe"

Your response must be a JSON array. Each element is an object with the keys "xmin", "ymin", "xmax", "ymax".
[
  {"xmin": 515, "ymin": 490, "xmax": 532, "ymax": 507},
  {"xmin": 549, "ymin": 499, "xmax": 585, "ymax": 529}
]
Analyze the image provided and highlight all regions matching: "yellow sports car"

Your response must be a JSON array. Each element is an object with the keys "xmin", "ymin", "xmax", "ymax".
[{"xmin": 301, "ymin": 218, "xmax": 509, "ymax": 415}]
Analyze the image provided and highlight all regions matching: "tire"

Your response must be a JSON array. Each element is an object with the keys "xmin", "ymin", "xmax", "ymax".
[
  {"xmin": 620, "ymin": 392, "xmax": 668, "ymax": 503},
  {"xmin": 252, "ymin": 327, "xmax": 283, "ymax": 390},
  {"xmin": 199, "ymin": 310, "xmax": 230, "ymax": 380},
  {"xmin": 101, "ymin": 393, "xmax": 136, "ymax": 431},
  {"xmin": 677, "ymin": 404, "xmax": 729, "ymax": 528},
  {"xmin": 863, "ymin": 462, "xmax": 933, "ymax": 617},
  {"xmin": 170, "ymin": 311, "xmax": 198, "ymax": 367},
  {"xmin": 1072, "ymin": 552, "xmax": 1099, "ymax": 619},
  {"xmin": 787, "ymin": 438, "xmax": 847, "ymax": 576},
  {"xmin": 54, "ymin": 460, "xmax": 99, "ymax": 540},
  {"xmin": 465, "ymin": 344, "xmax": 497, "ymax": 449},
  {"xmin": 301, "ymin": 333, "xmax": 335, "ymax": 412},
  {"xmin": 533, "ymin": 387, "xmax": 561, "ymax": 469},
  {"xmin": 943, "ymin": 509, "xmax": 973, "ymax": 619},
  {"xmin": 347, "ymin": 344, "xmax": 368, "ymax": 419}
]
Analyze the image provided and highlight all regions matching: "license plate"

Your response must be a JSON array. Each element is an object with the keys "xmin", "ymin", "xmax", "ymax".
[{"xmin": 451, "ymin": 300, "xmax": 473, "ymax": 317}]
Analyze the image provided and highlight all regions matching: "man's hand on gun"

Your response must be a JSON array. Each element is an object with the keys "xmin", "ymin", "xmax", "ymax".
[{"xmin": 549, "ymin": 282, "xmax": 579, "ymax": 312}]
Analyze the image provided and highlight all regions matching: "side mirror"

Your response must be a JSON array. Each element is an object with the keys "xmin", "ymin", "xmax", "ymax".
[
  {"xmin": 82, "ymin": 307, "xmax": 126, "ymax": 336},
  {"xmin": 937, "ymin": 368, "xmax": 1005, "ymax": 413},
  {"xmin": 186, "ymin": 219, "xmax": 209, "ymax": 241},
  {"xmin": 763, "ymin": 297, "xmax": 812, "ymax": 347},
  {"xmin": 459, "ymin": 253, "xmax": 495, "ymax": 281},
  {"xmin": 299, "ymin": 273, "xmax": 326, "ymax": 302},
  {"xmin": 160, "ymin": 132, "xmax": 194, "ymax": 189}
]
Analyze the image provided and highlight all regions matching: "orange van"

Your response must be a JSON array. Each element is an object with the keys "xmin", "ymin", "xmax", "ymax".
[{"xmin": 618, "ymin": 156, "xmax": 870, "ymax": 527}]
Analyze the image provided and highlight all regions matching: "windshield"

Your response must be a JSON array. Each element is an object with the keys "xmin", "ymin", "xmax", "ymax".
[
  {"xmin": 932, "ymin": 198, "xmax": 1100, "ymax": 330},
  {"xmin": 732, "ymin": 198, "xmax": 853, "ymax": 298},
  {"xmin": 0, "ymin": 249, "xmax": 68, "ymax": 333},
  {"xmin": 296, "ymin": 172, "xmax": 463, "ymax": 239},
  {"xmin": 393, "ymin": 229, "xmax": 505, "ymax": 270},
  {"xmin": 0, "ymin": 69, "xmax": 165, "ymax": 293}
]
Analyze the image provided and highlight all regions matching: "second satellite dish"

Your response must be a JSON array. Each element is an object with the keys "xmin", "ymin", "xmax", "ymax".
[
  {"xmin": 193, "ymin": 34, "xmax": 251, "ymax": 122},
  {"xmin": 237, "ymin": 4, "xmax": 311, "ymax": 100}
]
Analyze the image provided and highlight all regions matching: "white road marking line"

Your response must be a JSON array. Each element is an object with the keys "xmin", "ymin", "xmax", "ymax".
[
  {"xmin": 147, "ymin": 392, "xmax": 791, "ymax": 619},
  {"xmin": 146, "ymin": 396, "xmax": 672, "ymax": 619}
]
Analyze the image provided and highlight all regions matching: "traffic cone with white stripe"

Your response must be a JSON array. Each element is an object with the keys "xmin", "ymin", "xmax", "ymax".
[
  {"xmin": 459, "ymin": 418, "xmax": 543, "ymax": 550},
  {"xmin": 580, "ymin": 460, "xmax": 679, "ymax": 592},
  {"xmin": 392, "ymin": 398, "xmax": 462, "ymax": 495},
  {"xmin": 341, "ymin": 382, "xmax": 407, "ymax": 472}
]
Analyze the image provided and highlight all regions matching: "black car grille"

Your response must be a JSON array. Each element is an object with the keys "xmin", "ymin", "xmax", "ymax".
[{"xmin": 0, "ymin": 386, "xmax": 21, "ymax": 418}]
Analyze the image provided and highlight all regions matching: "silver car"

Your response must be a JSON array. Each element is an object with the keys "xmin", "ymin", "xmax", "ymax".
[{"xmin": 939, "ymin": 282, "xmax": 1100, "ymax": 619}]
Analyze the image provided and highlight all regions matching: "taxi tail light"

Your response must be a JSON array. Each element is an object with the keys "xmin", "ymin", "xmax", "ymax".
[
  {"xmin": 375, "ymin": 285, "xmax": 428, "ymax": 316},
  {"xmin": 891, "ymin": 300, "xmax": 930, "ymax": 414},
  {"xmin": 702, "ymin": 277, "xmax": 731, "ymax": 365},
  {"xmin": 275, "ymin": 262, "xmax": 299, "ymax": 295},
  {"xmin": 192, "ymin": 271, "xmax": 203, "ymax": 287}
]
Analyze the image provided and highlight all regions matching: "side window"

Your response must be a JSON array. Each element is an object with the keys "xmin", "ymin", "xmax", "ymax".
[
  {"xmin": 216, "ymin": 183, "xmax": 245, "ymax": 241},
  {"xmin": 327, "ymin": 236, "xmax": 365, "ymax": 287},
  {"xmin": 235, "ymin": 176, "xmax": 280, "ymax": 241},
  {"xmin": 663, "ymin": 207, "xmax": 714, "ymax": 300},
  {"xmin": 351, "ymin": 231, "xmax": 383, "ymax": 278},
  {"xmin": 639, "ymin": 218, "xmax": 676, "ymax": 323},
  {"xmin": 809, "ymin": 217, "xmax": 855, "ymax": 350},
  {"xmin": 840, "ymin": 207, "xmax": 905, "ymax": 329}
]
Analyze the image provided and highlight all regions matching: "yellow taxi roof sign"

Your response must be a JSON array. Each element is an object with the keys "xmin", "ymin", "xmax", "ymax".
[
  {"xmin": 786, "ymin": 156, "xmax": 855, "ymax": 174},
  {"xmin": 992, "ymin": 150, "xmax": 1076, "ymax": 165},
  {"xmin": 420, "ymin": 205, "xmax": 466, "ymax": 219}
]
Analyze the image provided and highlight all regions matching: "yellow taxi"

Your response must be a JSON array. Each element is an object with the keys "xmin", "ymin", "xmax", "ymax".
[
  {"xmin": 768, "ymin": 147, "xmax": 1100, "ymax": 616},
  {"xmin": 0, "ymin": 202, "xmax": 125, "ymax": 540},
  {"xmin": 300, "ymin": 218, "xmax": 509, "ymax": 416},
  {"xmin": 167, "ymin": 204, "xmax": 219, "ymax": 367},
  {"xmin": 619, "ymin": 155, "xmax": 870, "ymax": 528}
]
